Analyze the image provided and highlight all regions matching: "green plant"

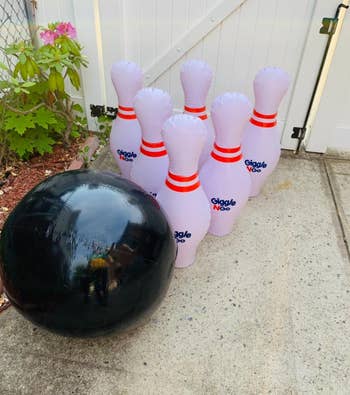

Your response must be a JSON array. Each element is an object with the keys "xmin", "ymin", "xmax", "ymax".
[
  {"xmin": 79, "ymin": 145, "xmax": 90, "ymax": 168},
  {"xmin": 96, "ymin": 114, "xmax": 113, "ymax": 146},
  {"xmin": 0, "ymin": 22, "xmax": 88, "ymax": 166}
]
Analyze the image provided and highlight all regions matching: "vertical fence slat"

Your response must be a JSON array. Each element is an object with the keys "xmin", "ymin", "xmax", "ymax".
[
  {"xmin": 72, "ymin": 0, "xmax": 106, "ymax": 130},
  {"xmin": 98, "ymin": 0, "xmax": 125, "ymax": 106}
]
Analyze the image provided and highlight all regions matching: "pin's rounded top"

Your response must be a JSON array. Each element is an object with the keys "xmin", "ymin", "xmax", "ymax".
[
  {"xmin": 134, "ymin": 87, "xmax": 172, "ymax": 114},
  {"xmin": 111, "ymin": 60, "xmax": 143, "ymax": 75},
  {"xmin": 255, "ymin": 67, "xmax": 290, "ymax": 86},
  {"xmin": 134, "ymin": 88, "xmax": 173, "ymax": 140},
  {"xmin": 180, "ymin": 59, "xmax": 213, "ymax": 76},
  {"xmin": 211, "ymin": 93, "xmax": 252, "ymax": 146},
  {"xmin": 180, "ymin": 60, "xmax": 213, "ymax": 107},
  {"xmin": 253, "ymin": 67, "xmax": 290, "ymax": 115},
  {"xmin": 163, "ymin": 113, "xmax": 206, "ymax": 135},
  {"xmin": 211, "ymin": 92, "xmax": 252, "ymax": 114},
  {"xmin": 162, "ymin": 114, "xmax": 206, "ymax": 175},
  {"xmin": 111, "ymin": 60, "xmax": 143, "ymax": 106}
]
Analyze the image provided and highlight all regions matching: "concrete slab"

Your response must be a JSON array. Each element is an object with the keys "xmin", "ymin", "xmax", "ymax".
[{"xmin": 1, "ymin": 155, "xmax": 350, "ymax": 394}]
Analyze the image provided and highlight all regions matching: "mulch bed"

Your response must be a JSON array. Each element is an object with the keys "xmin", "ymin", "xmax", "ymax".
[
  {"xmin": 0, "ymin": 136, "xmax": 91, "ymax": 313},
  {"xmin": 0, "ymin": 138, "xmax": 86, "ymax": 230}
]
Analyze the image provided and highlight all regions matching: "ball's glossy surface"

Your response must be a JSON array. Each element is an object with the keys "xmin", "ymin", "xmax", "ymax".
[{"xmin": 0, "ymin": 170, "xmax": 176, "ymax": 337}]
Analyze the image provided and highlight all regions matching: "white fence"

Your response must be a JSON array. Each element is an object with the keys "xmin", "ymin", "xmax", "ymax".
[{"xmin": 35, "ymin": 0, "xmax": 350, "ymax": 152}]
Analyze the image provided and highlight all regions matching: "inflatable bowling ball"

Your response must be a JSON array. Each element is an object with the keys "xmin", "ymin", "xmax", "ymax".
[{"xmin": 0, "ymin": 170, "xmax": 176, "ymax": 337}]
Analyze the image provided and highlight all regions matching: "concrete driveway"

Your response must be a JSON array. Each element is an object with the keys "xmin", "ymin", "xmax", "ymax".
[{"xmin": 1, "ymin": 151, "xmax": 349, "ymax": 394}]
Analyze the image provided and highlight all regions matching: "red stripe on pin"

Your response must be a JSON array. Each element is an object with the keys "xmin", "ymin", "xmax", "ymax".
[
  {"xmin": 214, "ymin": 143, "xmax": 241, "ymax": 154},
  {"xmin": 211, "ymin": 151, "xmax": 243, "ymax": 163},
  {"xmin": 184, "ymin": 106, "xmax": 206, "ymax": 113},
  {"xmin": 142, "ymin": 139, "xmax": 165, "ymax": 148},
  {"xmin": 118, "ymin": 113, "xmax": 137, "ymax": 120},
  {"xmin": 253, "ymin": 109, "xmax": 277, "ymax": 119},
  {"xmin": 166, "ymin": 179, "xmax": 200, "ymax": 193},
  {"xmin": 140, "ymin": 147, "xmax": 167, "ymax": 157},
  {"xmin": 199, "ymin": 114, "xmax": 208, "ymax": 120},
  {"xmin": 168, "ymin": 172, "xmax": 198, "ymax": 182},
  {"xmin": 250, "ymin": 118, "xmax": 277, "ymax": 128},
  {"xmin": 118, "ymin": 105, "xmax": 134, "ymax": 112}
]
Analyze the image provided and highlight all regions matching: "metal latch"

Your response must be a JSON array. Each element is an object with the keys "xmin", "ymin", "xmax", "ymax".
[
  {"xmin": 320, "ymin": 4, "xmax": 349, "ymax": 35},
  {"xmin": 320, "ymin": 17, "xmax": 339, "ymax": 35},
  {"xmin": 291, "ymin": 127, "xmax": 306, "ymax": 141},
  {"xmin": 90, "ymin": 105, "xmax": 118, "ymax": 119}
]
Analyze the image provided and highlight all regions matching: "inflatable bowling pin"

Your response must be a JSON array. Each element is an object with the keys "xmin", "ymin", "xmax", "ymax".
[
  {"xmin": 130, "ymin": 88, "xmax": 172, "ymax": 197},
  {"xmin": 157, "ymin": 114, "xmax": 211, "ymax": 268},
  {"xmin": 200, "ymin": 93, "xmax": 252, "ymax": 236},
  {"xmin": 180, "ymin": 60, "xmax": 215, "ymax": 166},
  {"xmin": 241, "ymin": 67, "xmax": 290, "ymax": 196},
  {"xmin": 110, "ymin": 61, "xmax": 143, "ymax": 179}
]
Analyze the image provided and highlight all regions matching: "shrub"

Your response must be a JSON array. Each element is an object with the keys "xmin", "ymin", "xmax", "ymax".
[{"xmin": 0, "ymin": 22, "xmax": 88, "ymax": 166}]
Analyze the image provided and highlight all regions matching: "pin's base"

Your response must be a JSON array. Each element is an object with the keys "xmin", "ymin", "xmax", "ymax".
[{"xmin": 175, "ymin": 250, "xmax": 196, "ymax": 268}]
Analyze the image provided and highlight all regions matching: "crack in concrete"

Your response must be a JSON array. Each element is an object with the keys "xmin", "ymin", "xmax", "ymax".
[{"xmin": 323, "ymin": 159, "xmax": 350, "ymax": 262}]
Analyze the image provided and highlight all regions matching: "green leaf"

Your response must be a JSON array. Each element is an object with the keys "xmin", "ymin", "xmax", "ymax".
[
  {"xmin": 67, "ymin": 69, "xmax": 80, "ymax": 90},
  {"xmin": 4, "ymin": 112, "xmax": 35, "ymax": 135},
  {"xmin": 55, "ymin": 63, "xmax": 64, "ymax": 73},
  {"xmin": 72, "ymin": 103, "xmax": 83, "ymax": 113},
  {"xmin": 48, "ymin": 71, "xmax": 57, "ymax": 91},
  {"xmin": 10, "ymin": 77, "xmax": 19, "ymax": 85},
  {"xmin": 19, "ymin": 53, "xmax": 26, "ymax": 64},
  {"xmin": 50, "ymin": 115, "xmax": 66, "ymax": 134},
  {"xmin": 56, "ymin": 72, "xmax": 65, "ymax": 92},
  {"xmin": 26, "ymin": 59, "xmax": 35, "ymax": 78},
  {"xmin": 32, "ymin": 107, "xmax": 58, "ymax": 129},
  {"xmin": 22, "ymin": 81, "xmax": 36, "ymax": 88},
  {"xmin": 30, "ymin": 129, "xmax": 55, "ymax": 155},
  {"xmin": 20, "ymin": 64, "xmax": 28, "ymax": 80},
  {"xmin": 7, "ymin": 127, "xmax": 55, "ymax": 158},
  {"xmin": 7, "ymin": 131, "xmax": 35, "ymax": 157},
  {"xmin": 13, "ymin": 63, "xmax": 21, "ymax": 78}
]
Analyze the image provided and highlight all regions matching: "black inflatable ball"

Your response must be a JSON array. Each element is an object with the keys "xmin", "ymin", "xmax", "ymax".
[{"xmin": 0, "ymin": 170, "xmax": 176, "ymax": 337}]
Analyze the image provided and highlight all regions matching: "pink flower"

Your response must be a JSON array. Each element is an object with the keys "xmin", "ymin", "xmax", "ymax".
[
  {"xmin": 40, "ymin": 30, "xmax": 59, "ymax": 45},
  {"xmin": 56, "ymin": 22, "xmax": 77, "ymax": 39}
]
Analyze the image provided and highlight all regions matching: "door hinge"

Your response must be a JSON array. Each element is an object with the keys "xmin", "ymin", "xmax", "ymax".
[
  {"xmin": 291, "ymin": 126, "xmax": 306, "ymax": 141},
  {"xmin": 320, "ymin": 4, "xmax": 349, "ymax": 35},
  {"xmin": 291, "ymin": 126, "xmax": 307, "ymax": 153},
  {"xmin": 90, "ymin": 105, "xmax": 118, "ymax": 119},
  {"xmin": 320, "ymin": 17, "xmax": 339, "ymax": 35}
]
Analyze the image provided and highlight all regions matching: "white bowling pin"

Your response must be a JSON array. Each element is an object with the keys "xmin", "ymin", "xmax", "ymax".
[
  {"xmin": 130, "ymin": 88, "xmax": 172, "ymax": 197},
  {"xmin": 110, "ymin": 61, "xmax": 143, "ymax": 179},
  {"xmin": 180, "ymin": 60, "xmax": 215, "ymax": 167},
  {"xmin": 241, "ymin": 67, "xmax": 290, "ymax": 196},
  {"xmin": 156, "ymin": 114, "xmax": 211, "ymax": 268},
  {"xmin": 200, "ymin": 93, "xmax": 253, "ymax": 236}
]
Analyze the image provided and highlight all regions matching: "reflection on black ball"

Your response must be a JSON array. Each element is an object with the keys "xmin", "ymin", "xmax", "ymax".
[{"xmin": 0, "ymin": 170, "xmax": 176, "ymax": 337}]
